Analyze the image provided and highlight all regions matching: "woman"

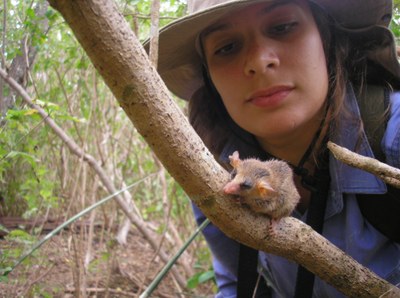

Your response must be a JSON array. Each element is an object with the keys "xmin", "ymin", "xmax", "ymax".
[{"xmin": 146, "ymin": 0, "xmax": 400, "ymax": 296}]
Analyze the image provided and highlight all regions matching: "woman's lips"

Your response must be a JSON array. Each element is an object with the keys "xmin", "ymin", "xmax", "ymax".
[{"xmin": 247, "ymin": 86, "xmax": 294, "ymax": 108}]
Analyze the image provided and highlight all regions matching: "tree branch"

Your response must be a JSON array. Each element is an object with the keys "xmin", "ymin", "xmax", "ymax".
[
  {"xmin": 45, "ymin": 0, "xmax": 400, "ymax": 296},
  {"xmin": 327, "ymin": 141, "xmax": 400, "ymax": 188}
]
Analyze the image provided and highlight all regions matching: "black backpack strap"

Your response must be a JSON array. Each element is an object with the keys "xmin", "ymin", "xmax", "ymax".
[
  {"xmin": 236, "ymin": 244, "xmax": 259, "ymax": 297},
  {"xmin": 357, "ymin": 185, "xmax": 400, "ymax": 243},
  {"xmin": 294, "ymin": 152, "xmax": 331, "ymax": 298},
  {"xmin": 357, "ymin": 85, "xmax": 400, "ymax": 243},
  {"xmin": 236, "ymin": 244, "xmax": 272, "ymax": 297}
]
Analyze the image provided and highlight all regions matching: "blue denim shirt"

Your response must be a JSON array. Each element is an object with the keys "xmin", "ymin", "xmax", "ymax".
[{"xmin": 192, "ymin": 87, "xmax": 400, "ymax": 297}]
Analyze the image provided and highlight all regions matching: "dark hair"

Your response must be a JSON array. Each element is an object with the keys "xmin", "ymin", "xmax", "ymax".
[
  {"xmin": 188, "ymin": 1, "xmax": 385, "ymax": 160},
  {"xmin": 188, "ymin": 68, "xmax": 232, "ymax": 157}
]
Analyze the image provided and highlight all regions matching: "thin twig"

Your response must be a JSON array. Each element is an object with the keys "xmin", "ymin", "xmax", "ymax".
[
  {"xmin": 21, "ymin": 264, "xmax": 56, "ymax": 296},
  {"xmin": 327, "ymin": 141, "xmax": 400, "ymax": 188}
]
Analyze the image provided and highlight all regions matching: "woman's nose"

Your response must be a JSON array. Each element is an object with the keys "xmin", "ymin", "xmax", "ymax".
[{"xmin": 244, "ymin": 42, "xmax": 279, "ymax": 76}]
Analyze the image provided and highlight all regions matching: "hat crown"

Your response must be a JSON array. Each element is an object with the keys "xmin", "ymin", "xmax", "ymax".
[
  {"xmin": 191, "ymin": 0, "xmax": 232, "ymax": 14},
  {"xmin": 189, "ymin": 0, "xmax": 393, "ymax": 27}
]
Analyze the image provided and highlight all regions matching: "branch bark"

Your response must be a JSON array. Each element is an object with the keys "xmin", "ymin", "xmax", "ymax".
[{"xmin": 46, "ymin": 0, "xmax": 400, "ymax": 297}]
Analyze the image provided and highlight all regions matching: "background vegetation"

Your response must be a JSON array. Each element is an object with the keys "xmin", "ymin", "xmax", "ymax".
[
  {"xmin": 0, "ymin": 0, "xmax": 214, "ymax": 296},
  {"xmin": 1, "ymin": 0, "xmax": 400, "ymax": 297}
]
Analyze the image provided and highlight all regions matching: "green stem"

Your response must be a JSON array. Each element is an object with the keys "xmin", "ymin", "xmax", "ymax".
[{"xmin": 139, "ymin": 217, "xmax": 210, "ymax": 298}]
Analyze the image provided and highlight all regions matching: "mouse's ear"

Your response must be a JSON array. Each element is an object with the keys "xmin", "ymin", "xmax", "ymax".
[
  {"xmin": 229, "ymin": 151, "xmax": 241, "ymax": 168},
  {"xmin": 257, "ymin": 180, "xmax": 277, "ymax": 197}
]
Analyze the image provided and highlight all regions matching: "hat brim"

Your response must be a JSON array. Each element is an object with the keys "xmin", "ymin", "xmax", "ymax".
[{"xmin": 144, "ymin": 0, "xmax": 397, "ymax": 100}]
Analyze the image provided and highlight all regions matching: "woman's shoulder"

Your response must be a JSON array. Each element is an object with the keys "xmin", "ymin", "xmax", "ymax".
[
  {"xmin": 390, "ymin": 89, "xmax": 400, "ymax": 108},
  {"xmin": 381, "ymin": 89, "xmax": 400, "ymax": 168}
]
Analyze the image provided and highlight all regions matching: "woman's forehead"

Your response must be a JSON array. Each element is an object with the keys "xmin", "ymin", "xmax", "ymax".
[{"xmin": 201, "ymin": 0, "xmax": 309, "ymax": 38}]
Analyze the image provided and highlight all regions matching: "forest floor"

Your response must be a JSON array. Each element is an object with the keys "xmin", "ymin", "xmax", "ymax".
[{"xmin": 0, "ymin": 218, "xmax": 214, "ymax": 298}]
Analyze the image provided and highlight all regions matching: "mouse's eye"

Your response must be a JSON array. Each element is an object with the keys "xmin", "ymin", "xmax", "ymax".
[
  {"xmin": 230, "ymin": 169, "xmax": 237, "ymax": 179},
  {"xmin": 255, "ymin": 169, "xmax": 270, "ymax": 179},
  {"xmin": 240, "ymin": 179, "xmax": 253, "ymax": 190}
]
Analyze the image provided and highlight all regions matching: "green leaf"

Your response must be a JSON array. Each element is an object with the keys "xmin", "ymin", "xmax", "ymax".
[
  {"xmin": 7, "ymin": 229, "xmax": 33, "ymax": 242},
  {"xmin": 6, "ymin": 109, "xmax": 27, "ymax": 121},
  {"xmin": 186, "ymin": 270, "xmax": 215, "ymax": 289},
  {"xmin": 33, "ymin": 99, "xmax": 60, "ymax": 111},
  {"xmin": 0, "ymin": 268, "xmax": 12, "ymax": 279},
  {"xmin": 23, "ymin": 109, "xmax": 39, "ymax": 116},
  {"xmin": 198, "ymin": 270, "xmax": 215, "ymax": 284},
  {"xmin": 186, "ymin": 272, "xmax": 201, "ymax": 289},
  {"xmin": 26, "ymin": 7, "xmax": 35, "ymax": 19},
  {"xmin": 5, "ymin": 151, "xmax": 38, "ymax": 165}
]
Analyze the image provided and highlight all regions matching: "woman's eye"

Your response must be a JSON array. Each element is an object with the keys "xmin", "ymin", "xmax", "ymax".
[
  {"xmin": 215, "ymin": 42, "xmax": 237, "ymax": 56},
  {"xmin": 269, "ymin": 22, "xmax": 298, "ymax": 36}
]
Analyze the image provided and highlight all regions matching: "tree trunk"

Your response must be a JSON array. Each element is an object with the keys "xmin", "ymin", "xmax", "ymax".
[{"xmin": 47, "ymin": 0, "xmax": 400, "ymax": 297}]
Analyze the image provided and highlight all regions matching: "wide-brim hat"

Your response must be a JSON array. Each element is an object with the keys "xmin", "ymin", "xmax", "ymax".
[{"xmin": 144, "ymin": 0, "xmax": 400, "ymax": 101}]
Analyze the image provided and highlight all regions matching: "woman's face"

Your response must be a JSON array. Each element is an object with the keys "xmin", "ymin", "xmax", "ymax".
[{"xmin": 202, "ymin": 0, "xmax": 329, "ymax": 151}]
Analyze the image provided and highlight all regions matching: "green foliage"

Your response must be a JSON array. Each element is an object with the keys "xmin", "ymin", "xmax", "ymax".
[
  {"xmin": 187, "ymin": 268, "xmax": 215, "ymax": 290},
  {"xmin": 29, "ymin": 285, "xmax": 53, "ymax": 298},
  {"xmin": 87, "ymin": 251, "xmax": 111, "ymax": 274},
  {"xmin": 7, "ymin": 229, "xmax": 36, "ymax": 245},
  {"xmin": 0, "ymin": 106, "xmax": 61, "ymax": 216},
  {"xmin": 0, "ymin": 229, "xmax": 36, "ymax": 277},
  {"xmin": 186, "ymin": 240, "xmax": 216, "ymax": 292},
  {"xmin": 0, "ymin": 273, "xmax": 10, "ymax": 283},
  {"xmin": 121, "ymin": 0, "xmax": 187, "ymax": 40},
  {"xmin": 394, "ymin": 0, "xmax": 400, "ymax": 10},
  {"xmin": 0, "ymin": 0, "xmax": 63, "ymax": 216},
  {"xmin": 392, "ymin": 1, "xmax": 400, "ymax": 41},
  {"xmin": 391, "ymin": 11, "xmax": 400, "ymax": 38}
]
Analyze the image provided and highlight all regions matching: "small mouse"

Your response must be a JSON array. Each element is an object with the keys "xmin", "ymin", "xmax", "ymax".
[{"xmin": 223, "ymin": 151, "xmax": 300, "ymax": 234}]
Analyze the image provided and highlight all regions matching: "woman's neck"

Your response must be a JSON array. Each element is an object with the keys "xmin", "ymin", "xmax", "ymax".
[
  {"xmin": 257, "ymin": 113, "xmax": 329, "ymax": 166},
  {"xmin": 257, "ymin": 98, "xmax": 331, "ymax": 166}
]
